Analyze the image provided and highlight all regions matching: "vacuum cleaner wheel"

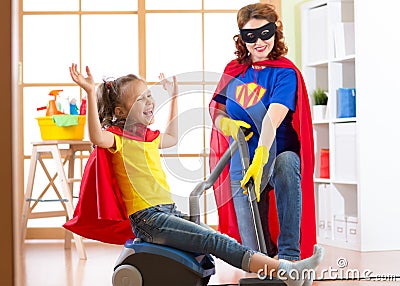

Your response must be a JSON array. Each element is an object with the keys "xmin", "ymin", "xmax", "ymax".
[{"xmin": 112, "ymin": 264, "xmax": 143, "ymax": 286}]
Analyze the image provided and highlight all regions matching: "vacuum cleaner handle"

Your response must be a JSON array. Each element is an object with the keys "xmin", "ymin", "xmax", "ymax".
[
  {"xmin": 236, "ymin": 128, "xmax": 268, "ymax": 255},
  {"xmin": 189, "ymin": 140, "xmax": 238, "ymax": 224},
  {"xmin": 189, "ymin": 127, "xmax": 267, "ymax": 255},
  {"xmin": 189, "ymin": 127, "xmax": 250, "ymax": 223}
]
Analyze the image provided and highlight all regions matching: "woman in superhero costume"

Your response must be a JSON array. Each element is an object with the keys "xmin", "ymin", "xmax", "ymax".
[{"xmin": 209, "ymin": 3, "xmax": 317, "ymax": 260}]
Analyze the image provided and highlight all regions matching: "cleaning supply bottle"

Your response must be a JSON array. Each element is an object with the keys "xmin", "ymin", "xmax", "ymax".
[
  {"xmin": 57, "ymin": 91, "xmax": 70, "ymax": 114},
  {"xmin": 46, "ymin": 90, "xmax": 64, "ymax": 116},
  {"xmin": 79, "ymin": 96, "xmax": 87, "ymax": 115},
  {"xmin": 69, "ymin": 98, "xmax": 79, "ymax": 115}
]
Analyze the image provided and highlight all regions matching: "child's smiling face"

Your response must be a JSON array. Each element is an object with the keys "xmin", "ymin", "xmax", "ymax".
[{"xmin": 119, "ymin": 80, "xmax": 156, "ymax": 126}]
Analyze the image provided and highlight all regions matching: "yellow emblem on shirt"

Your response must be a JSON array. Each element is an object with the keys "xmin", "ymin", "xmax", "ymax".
[{"xmin": 235, "ymin": 82, "xmax": 266, "ymax": 108}]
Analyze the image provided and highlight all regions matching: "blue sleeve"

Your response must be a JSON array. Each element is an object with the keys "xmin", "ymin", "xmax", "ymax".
[
  {"xmin": 270, "ymin": 68, "xmax": 297, "ymax": 111},
  {"xmin": 212, "ymin": 94, "xmax": 227, "ymax": 105}
]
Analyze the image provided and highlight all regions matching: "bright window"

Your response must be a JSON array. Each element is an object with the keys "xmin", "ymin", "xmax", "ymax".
[
  {"xmin": 23, "ymin": 15, "xmax": 80, "ymax": 83},
  {"xmin": 146, "ymin": 13, "xmax": 203, "ymax": 81},
  {"xmin": 23, "ymin": 0, "xmax": 79, "ymax": 11},
  {"xmin": 81, "ymin": 14, "xmax": 139, "ymax": 81},
  {"xmin": 145, "ymin": 0, "xmax": 201, "ymax": 10},
  {"xmin": 81, "ymin": 0, "xmax": 137, "ymax": 11}
]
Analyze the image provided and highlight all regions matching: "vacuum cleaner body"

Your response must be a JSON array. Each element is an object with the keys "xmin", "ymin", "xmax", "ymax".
[{"xmin": 113, "ymin": 238, "xmax": 215, "ymax": 286}]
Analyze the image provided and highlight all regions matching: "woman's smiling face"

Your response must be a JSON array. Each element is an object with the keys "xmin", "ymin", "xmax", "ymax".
[{"xmin": 242, "ymin": 18, "xmax": 275, "ymax": 62}]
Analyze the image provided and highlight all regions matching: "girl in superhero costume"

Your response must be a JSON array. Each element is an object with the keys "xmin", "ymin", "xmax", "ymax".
[
  {"xmin": 65, "ymin": 63, "xmax": 323, "ymax": 285},
  {"xmin": 209, "ymin": 3, "xmax": 317, "ymax": 260}
]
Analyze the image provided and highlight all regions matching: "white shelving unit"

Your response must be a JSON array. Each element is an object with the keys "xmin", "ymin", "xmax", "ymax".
[
  {"xmin": 301, "ymin": 0, "xmax": 359, "ymax": 250},
  {"xmin": 302, "ymin": 0, "xmax": 400, "ymax": 252}
]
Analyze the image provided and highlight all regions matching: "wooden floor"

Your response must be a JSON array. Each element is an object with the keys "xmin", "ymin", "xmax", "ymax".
[{"xmin": 20, "ymin": 239, "xmax": 400, "ymax": 286}]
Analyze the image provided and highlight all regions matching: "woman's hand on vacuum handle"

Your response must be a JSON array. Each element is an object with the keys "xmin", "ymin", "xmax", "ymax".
[
  {"xmin": 219, "ymin": 117, "xmax": 253, "ymax": 141},
  {"xmin": 241, "ymin": 145, "xmax": 269, "ymax": 202}
]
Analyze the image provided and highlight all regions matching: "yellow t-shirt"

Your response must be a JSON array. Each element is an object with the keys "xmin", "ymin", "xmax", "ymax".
[{"xmin": 108, "ymin": 133, "xmax": 173, "ymax": 216}]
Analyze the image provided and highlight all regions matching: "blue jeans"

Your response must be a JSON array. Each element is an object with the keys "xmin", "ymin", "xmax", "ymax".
[
  {"xmin": 129, "ymin": 203, "xmax": 255, "ymax": 271},
  {"xmin": 231, "ymin": 151, "xmax": 302, "ymax": 261}
]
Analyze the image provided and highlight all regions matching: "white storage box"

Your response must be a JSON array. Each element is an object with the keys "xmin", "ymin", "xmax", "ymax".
[
  {"xmin": 334, "ymin": 22, "xmax": 355, "ymax": 58},
  {"xmin": 307, "ymin": 4, "xmax": 328, "ymax": 62},
  {"xmin": 333, "ymin": 214, "xmax": 347, "ymax": 241},
  {"xmin": 334, "ymin": 122, "xmax": 357, "ymax": 182},
  {"xmin": 346, "ymin": 216, "xmax": 359, "ymax": 245},
  {"xmin": 318, "ymin": 220, "xmax": 326, "ymax": 236},
  {"xmin": 318, "ymin": 184, "xmax": 332, "ymax": 239}
]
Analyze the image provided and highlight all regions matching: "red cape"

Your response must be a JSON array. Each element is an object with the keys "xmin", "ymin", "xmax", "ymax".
[
  {"xmin": 63, "ymin": 126, "xmax": 159, "ymax": 245},
  {"xmin": 209, "ymin": 57, "xmax": 316, "ymax": 258}
]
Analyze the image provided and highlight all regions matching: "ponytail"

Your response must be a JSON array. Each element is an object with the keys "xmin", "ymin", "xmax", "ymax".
[{"xmin": 96, "ymin": 74, "xmax": 142, "ymax": 129}]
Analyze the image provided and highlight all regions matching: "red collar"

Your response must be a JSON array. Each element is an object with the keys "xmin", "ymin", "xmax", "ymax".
[{"xmin": 106, "ymin": 125, "xmax": 160, "ymax": 142}]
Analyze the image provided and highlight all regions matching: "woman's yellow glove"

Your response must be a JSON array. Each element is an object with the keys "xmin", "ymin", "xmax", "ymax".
[
  {"xmin": 241, "ymin": 145, "xmax": 269, "ymax": 202},
  {"xmin": 219, "ymin": 117, "xmax": 253, "ymax": 141}
]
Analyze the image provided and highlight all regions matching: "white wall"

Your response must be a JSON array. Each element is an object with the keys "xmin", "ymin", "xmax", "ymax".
[
  {"xmin": 355, "ymin": 0, "xmax": 400, "ymax": 251},
  {"xmin": 281, "ymin": 0, "xmax": 307, "ymax": 66}
]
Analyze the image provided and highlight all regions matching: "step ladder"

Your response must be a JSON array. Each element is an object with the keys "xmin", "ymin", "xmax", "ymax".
[{"xmin": 21, "ymin": 140, "xmax": 93, "ymax": 260}]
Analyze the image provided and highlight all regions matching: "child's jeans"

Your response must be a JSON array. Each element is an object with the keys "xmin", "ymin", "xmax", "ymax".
[{"xmin": 129, "ymin": 203, "xmax": 255, "ymax": 272}]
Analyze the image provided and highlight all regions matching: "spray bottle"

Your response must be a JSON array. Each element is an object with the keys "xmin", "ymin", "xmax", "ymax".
[
  {"xmin": 79, "ymin": 95, "xmax": 87, "ymax": 115},
  {"xmin": 69, "ymin": 98, "xmax": 79, "ymax": 115},
  {"xmin": 46, "ymin": 90, "xmax": 64, "ymax": 116}
]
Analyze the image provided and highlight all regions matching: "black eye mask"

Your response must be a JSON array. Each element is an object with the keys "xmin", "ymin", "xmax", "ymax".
[{"xmin": 240, "ymin": 22, "xmax": 277, "ymax": 43}]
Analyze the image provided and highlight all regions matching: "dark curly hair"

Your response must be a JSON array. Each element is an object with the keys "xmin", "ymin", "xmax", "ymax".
[
  {"xmin": 234, "ymin": 3, "xmax": 288, "ymax": 64},
  {"xmin": 96, "ymin": 74, "xmax": 143, "ymax": 129}
]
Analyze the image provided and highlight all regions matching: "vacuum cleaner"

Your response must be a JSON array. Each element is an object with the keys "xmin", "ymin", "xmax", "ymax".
[
  {"xmin": 112, "ymin": 129, "xmax": 284, "ymax": 285},
  {"xmin": 112, "ymin": 239, "xmax": 215, "ymax": 285}
]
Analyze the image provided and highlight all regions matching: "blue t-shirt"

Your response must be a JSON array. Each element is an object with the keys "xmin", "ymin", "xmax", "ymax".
[{"xmin": 213, "ymin": 66, "xmax": 300, "ymax": 180}]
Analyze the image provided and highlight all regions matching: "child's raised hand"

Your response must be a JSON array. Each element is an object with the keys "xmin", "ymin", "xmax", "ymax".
[
  {"xmin": 69, "ymin": 63, "xmax": 95, "ymax": 94},
  {"xmin": 159, "ymin": 73, "xmax": 178, "ymax": 97}
]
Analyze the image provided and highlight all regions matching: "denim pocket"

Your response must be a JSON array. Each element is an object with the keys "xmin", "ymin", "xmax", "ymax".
[
  {"xmin": 136, "ymin": 227, "xmax": 153, "ymax": 242},
  {"xmin": 129, "ymin": 208, "xmax": 158, "ymax": 242}
]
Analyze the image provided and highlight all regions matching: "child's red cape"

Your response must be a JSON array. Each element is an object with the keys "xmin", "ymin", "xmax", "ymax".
[
  {"xmin": 63, "ymin": 126, "xmax": 159, "ymax": 245},
  {"xmin": 209, "ymin": 57, "xmax": 316, "ymax": 258}
]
